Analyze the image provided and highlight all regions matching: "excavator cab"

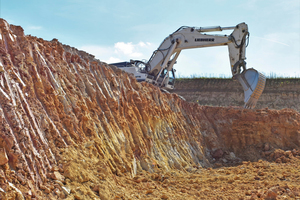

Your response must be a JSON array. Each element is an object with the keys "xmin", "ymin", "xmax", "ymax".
[
  {"xmin": 149, "ymin": 68, "xmax": 175, "ymax": 89},
  {"xmin": 168, "ymin": 69, "xmax": 175, "ymax": 86}
]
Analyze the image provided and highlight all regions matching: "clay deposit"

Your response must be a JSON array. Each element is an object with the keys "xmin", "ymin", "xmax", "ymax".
[{"xmin": 0, "ymin": 18, "xmax": 299, "ymax": 199}]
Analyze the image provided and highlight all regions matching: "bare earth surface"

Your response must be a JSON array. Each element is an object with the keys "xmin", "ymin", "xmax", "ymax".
[
  {"xmin": 60, "ymin": 148, "xmax": 300, "ymax": 200},
  {"xmin": 0, "ymin": 18, "xmax": 299, "ymax": 200}
]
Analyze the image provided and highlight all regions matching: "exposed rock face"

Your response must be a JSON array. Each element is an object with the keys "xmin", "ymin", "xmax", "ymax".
[
  {"xmin": 173, "ymin": 78, "xmax": 300, "ymax": 111},
  {"xmin": 0, "ymin": 18, "xmax": 299, "ymax": 199}
]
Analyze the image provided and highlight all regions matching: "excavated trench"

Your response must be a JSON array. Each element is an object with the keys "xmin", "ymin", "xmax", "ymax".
[{"xmin": 0, "ymin": 18, "xmax": 299, "ymax": 199}]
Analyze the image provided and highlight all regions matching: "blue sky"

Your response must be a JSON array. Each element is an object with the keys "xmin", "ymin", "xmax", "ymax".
[{"xmin": 1, "ymin": 0, "xmax": 299, "ymax": 77}]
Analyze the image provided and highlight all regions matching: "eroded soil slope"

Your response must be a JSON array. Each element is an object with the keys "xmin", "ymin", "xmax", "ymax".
[{"xmin": 0, "ymin": 18, "xmax": 299, "ymax": 199}]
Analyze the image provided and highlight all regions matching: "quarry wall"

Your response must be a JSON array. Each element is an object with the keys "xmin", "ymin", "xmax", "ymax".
[{"xmin": 173, "ymin": 78, "xmax": 300, "ymax": 111}]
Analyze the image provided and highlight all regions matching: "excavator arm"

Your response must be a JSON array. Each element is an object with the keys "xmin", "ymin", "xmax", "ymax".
[
  {"xmin": 110, "ymin": 23, "xmax": 266, "ymax": 109},
  {"xmin": 144, "ymin": 22, "xmax": 265, "ymax": 109}
]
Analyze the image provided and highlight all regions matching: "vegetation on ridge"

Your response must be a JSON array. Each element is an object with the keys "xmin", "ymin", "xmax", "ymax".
[{"xmin": 177, "ymin": 72, "xmax": 300, "ymax": 80}]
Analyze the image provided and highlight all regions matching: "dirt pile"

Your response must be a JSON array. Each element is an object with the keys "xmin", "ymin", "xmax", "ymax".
[{"xmin": 0, "ymin": 18, "xmax": 299, "ymax": 199}]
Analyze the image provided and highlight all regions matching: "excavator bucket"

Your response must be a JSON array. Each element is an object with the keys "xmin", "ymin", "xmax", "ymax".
[{"xmin": 235, "ymin": 68, "xmax": 266, "ymax": 109}]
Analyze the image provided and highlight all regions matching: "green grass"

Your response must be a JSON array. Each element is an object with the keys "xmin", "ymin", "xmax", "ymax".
[
  {"xmin": 176, "ymin": 72, "xmax": 300, "ymax": 80},
  {"xmin": 266, "ymin": 72, "xmax": 300, "ymax": 79},
  {"xmin": 177, "ymin": 73, "xmax": 231, "ymax": 80}
]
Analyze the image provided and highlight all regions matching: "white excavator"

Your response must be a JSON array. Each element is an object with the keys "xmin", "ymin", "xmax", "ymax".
[{"xmin": 110, "ymin": 22, "xmax": 266, "ymax": 109}]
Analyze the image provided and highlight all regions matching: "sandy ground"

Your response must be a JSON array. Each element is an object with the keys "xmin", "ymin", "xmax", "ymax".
[
  {"xmin": 58, "ymin": 148, "xmax": 300, "ymax": 200},
  {"xmin": 110, "ymin": 157, "xmax": 300, "ymax": 199}
]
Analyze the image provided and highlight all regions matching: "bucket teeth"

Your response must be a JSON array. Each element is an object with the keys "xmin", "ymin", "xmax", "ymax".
[
  {"xmin": 244, "ymin": 72, "xmax": 266, "ymax": 109},
  {"xmin": 235, "ymin": 68, "xmax": 266, "ymax": 109}
]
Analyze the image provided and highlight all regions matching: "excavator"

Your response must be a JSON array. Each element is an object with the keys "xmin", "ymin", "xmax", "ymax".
[{"xmin": 110, "ymin": 23, "xmax": 266, "ymax": 109}]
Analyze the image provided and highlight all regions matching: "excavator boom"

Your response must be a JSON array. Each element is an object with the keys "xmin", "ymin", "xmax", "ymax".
[{"xmin": 110, "ymin": 23, "xmax": 266, "ymax": 109}]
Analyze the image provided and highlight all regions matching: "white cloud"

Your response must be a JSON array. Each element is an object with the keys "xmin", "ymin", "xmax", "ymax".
[
  {"xmin": 139, "ymin": 42, "xmax": 147, "ymax": 47},
  {"xmin": 80, "ymin": 41, "xmax": 155, "ymax": 64},
  {"xmin": 105, "ymin": 57, "xmax": 123, "ymax": 63},
  {"xmin": 80, "ymin": 45, "xmax": 115, "ymax": 61},
  {"xmin": 114, "ymin": 41, "xmax": 154, "ymax": 58},
  {"xmin": 114, "ymin": 42, "xmax": 135, "ymax": 55}
]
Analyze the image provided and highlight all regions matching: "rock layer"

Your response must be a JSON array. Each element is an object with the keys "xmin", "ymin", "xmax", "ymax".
[
  {"xmin": 173, "ymin": 78, "xmax": 300, "ymax": 111},
  {"xmin": 0, "ymin": 18, "xmax": 299, "ymax": 199}
]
